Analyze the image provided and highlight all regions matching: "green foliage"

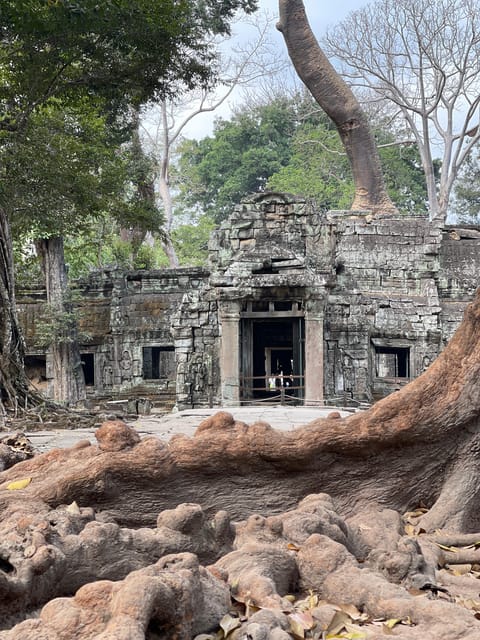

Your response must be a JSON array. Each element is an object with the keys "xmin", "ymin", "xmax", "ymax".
[
  {"xmin": 65, "ymin": 226, "xmax": 169, "ymax": 275},
  {"xmin": 267, "ymin": 116, "xmax": 354, "ymax": 210},
  {"xmin": 105, "ymin": 238, "xmax": 169, "ymax": 270},
  {"xmin": 13, "ymin": 241, "xmax": 43, "ymax": 288},
  {"xmin": 176, "ymin": 93, "xmax": 429, "ymax": 220},
  {"xmin": 63, "ymin": 221, "xmax": 121, "ymax": 278},
  {"xmin": 177, "ymin": 97, "xmax": 298, "ymax": 222},
  {"xmin": 3, "ymin": 98, "xmax": 168, "ymax": 277},
  {"xmin": 172, "ymin": 214, "xmax": 216, "ymax": 266},
  {"xmin": 133, "ymin": 244, "xmax": 160, "ymax": 270},
  {"xmin": 116, "ymin": 129, "xmax": 166, "ymax": 237},
  {"xmin": 3, "ymin": 100, "xmax": 130, "ymax": 239},
  {"xmin": 35, "ymin": 296, "xmax": 92, "ymax": 347},
  {"xmin": 0, "ymin": 0, "xmax": 258, "ymax": 131},
  {"xmin": 107, "ymin": 238, "xmax": 137, "ymax": 270}
]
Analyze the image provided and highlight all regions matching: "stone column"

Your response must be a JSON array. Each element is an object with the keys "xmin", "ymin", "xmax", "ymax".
[
  {"xmin": 219, "ymin": 299, "xmax": 241, "ymax": 405},
  {"xmin": 304, "ymin": 296, "xmax": 325, "ymax": 405}
]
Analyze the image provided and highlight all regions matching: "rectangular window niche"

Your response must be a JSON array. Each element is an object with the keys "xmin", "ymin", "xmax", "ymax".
[{"xmin": 142, "ymin": 346, "xmax": 175, "ymax": 380}]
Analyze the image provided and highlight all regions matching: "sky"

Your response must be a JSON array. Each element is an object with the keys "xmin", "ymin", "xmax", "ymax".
[
  {"xmin": 182, "ymin": 0, "xmax": 368, "ymax": 139},
  {"xmin": 261, "ymin": 0, "xmax": 366, "ymax": 34}
]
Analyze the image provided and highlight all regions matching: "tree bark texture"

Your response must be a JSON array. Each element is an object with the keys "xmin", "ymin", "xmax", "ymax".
[
  {"xmin": 2, "ymin": 475, "xmax": 480, "ymax": 638},
  {"xmin": 0, "ymin": 289, "xmax": 479, "ymax": 636},
  {"xmin": 36, "ymin": 237, "xmax": 86, "ymax": 406},
  {"xmin": 0, "ymin": 208, "xmax": 32, "ymax": 410},
  {"xmin": 277, "ymin": 0, "xmax": 397, "ymax": 215},
  {"xmin": 159, "ymin": 100, "xmax": 180, "ymax": 268}
]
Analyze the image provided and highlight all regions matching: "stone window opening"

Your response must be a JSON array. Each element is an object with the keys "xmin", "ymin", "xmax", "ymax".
[
  {"xmin": 143, "ymin": 346, "xmax": 175, "ymax": 380},
  {"xmin": 374, "ymin": 346, "xmax": 410, "ymax": 378},
  {"xmin": 25, "ymin": 355, "xmax": 47, "ymax": 391}
]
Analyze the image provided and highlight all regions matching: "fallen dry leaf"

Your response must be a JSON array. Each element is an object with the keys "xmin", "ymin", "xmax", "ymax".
[
  {"xmin": 219, "ymin": 613, "xmax": 241, "ymax": 636},
  {"xmin": 6, "ymin": 477, "xmax": 32, "ymax": 491},
  {"xmin": 339, "ymin": 603, "xmax": 368, "ymax": 622},
  {"xmin": 325, "ymin": 610, "xmax": 352, "ymax": 636}
]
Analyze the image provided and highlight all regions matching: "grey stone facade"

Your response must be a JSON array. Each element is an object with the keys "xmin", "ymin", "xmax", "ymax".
[{"xmin": 17, "ymin": 193, "xmax": 480, "ymax": 408}]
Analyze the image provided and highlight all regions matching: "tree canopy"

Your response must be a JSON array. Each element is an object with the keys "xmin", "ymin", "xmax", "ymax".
[
  {"xmin": 176, "ymin": 93, "xmax": 428, "ymax": 224},
  {"xmin": 5, "ymin": 101, "xmax": 125, "ymax": 236},
  {"xmin": 0, "ymin": 0, "xmax": 258, "ymax": 128},
  {"xmin": 177, "ymin": 96, "xmax": 297, "ymax": 223},
  {"xmin": 0, "ymin": 0, "xmax": 258, "ymax": 407}
]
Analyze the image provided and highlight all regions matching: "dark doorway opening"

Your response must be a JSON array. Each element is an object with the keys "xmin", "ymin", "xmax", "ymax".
[
  {"xmin": 81, "ymin": 353, "xmax": 95, "ymax": 386},
  {"xmin": 241, "ymin": 318, "xmax": 304, "ymax": 400}
]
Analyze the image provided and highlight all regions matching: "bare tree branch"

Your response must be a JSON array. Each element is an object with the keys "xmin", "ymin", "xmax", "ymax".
[
  {"xmin": 139, "ymin": 11, "xmax": 287, "ymax": 266},
  {"xmin": 323, "ymin": 0, "xmax": 480, "ymax": 224}
]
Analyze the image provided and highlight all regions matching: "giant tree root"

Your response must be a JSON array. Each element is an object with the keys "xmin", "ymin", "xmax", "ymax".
[
  {"xmin": 3, "ymin": 494, "xmax": 480, "ymax": 638},
  {"xmin": 1, "ymin": 552, "xmax": 232, "ymax": 639},
  {"xmin": 1, "ymin": 290, "xmax": 480, "ymax": 534},
  {"xmin": 0, "ymin": 497, "xmax": 233, "ymax": 621},
  {"xmin": 0, "ymin": 290, "xmax": 479, "ymax": 636}
]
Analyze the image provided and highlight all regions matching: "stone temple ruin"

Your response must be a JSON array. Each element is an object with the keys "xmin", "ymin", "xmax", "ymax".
[{"xmin": 17, "ymin": 192, "xmax": 480, "ymax": 410}]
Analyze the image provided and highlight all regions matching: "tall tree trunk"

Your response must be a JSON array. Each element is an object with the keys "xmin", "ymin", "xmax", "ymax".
[
  {"xmin": 277, "ymin": 0, "xmax": 397, "ymax": 214},
  {"xmin": 159, "ymin": 101, "xmax": 180, "ymax": 268},
  {"xmin": 161, "ymin": 234, "xmax": 180, "ymax": 268},
  {"xmin": 36, "ymin": 237, "xmax": 86, "ymax": 406},
  {"xmin": 158, "ymin": 166, "xmax": 179, "ymax": 268},
  {"xmin": 119, "ymin": 226, "xmax": 146, "ymax": 267},
  {"xmin": 0, "ymin": 207, "xmax": 35, "ymax": 410}
]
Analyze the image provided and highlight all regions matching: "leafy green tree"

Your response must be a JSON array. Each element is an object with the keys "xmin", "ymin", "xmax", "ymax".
[
  {"xmin": 6, "ymin": 101, "xmax": 129, "ymax": 239},
  {"xmin": 267, "ymin": 110, "xmax": 354, "ymax": 211},
  {"xmin": 0, "ymin": 0, "xmax": 258, "ymax": 407},
  {"xmin": 7, "ymin": 100, "xmax": 164, "ymax": 274},
  {"xmin": 377, "ymin": 144, "xmax": 429, "ymax": 216},
  {"xmin": 0, "ymin": 0, "xmax": 257, "ymax": 127},
  {"xmin": 177, "ymin": 93, "xmax": 428, "ymax": 221},
  {"xmin": 171, "ymin": 215, "xmax": 217, "ymax": 266},
  {"xmin": 4, "ymin": 99, "xmax": 161, "ymax": 405},
  {"xmin": 177, "ymin": 97, "xmax": 298, "ymax": 223}
]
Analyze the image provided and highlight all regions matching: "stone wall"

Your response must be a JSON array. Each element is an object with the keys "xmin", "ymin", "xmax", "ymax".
[
  {"xmin": 438, "ymin": 226, "xmax": 480, "ymax": 343},
  {"xmin": 18, "ymin": 267, "xmax": 210, "ymax": 408},
  {"xmin": 323, "ymin": 213, "xmax": 443, "ymax": 403},
  {"xmin": 16, "ymin": 193, "xmax": 480, "ymax": 409},
  {"xmin": 172, "ymin": 284, "xmax": 220, "ymax": 408}
]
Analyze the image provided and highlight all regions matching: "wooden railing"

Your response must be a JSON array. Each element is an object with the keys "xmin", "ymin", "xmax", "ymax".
[{"xmin": 240, "ymin": 374, "xmax": 305, "ymax": 405}]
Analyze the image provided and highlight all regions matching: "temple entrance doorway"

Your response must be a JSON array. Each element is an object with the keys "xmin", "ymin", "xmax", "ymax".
[{"xmin": 240, "ymin": 311, "xmax": 304, "ymax": 401}]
